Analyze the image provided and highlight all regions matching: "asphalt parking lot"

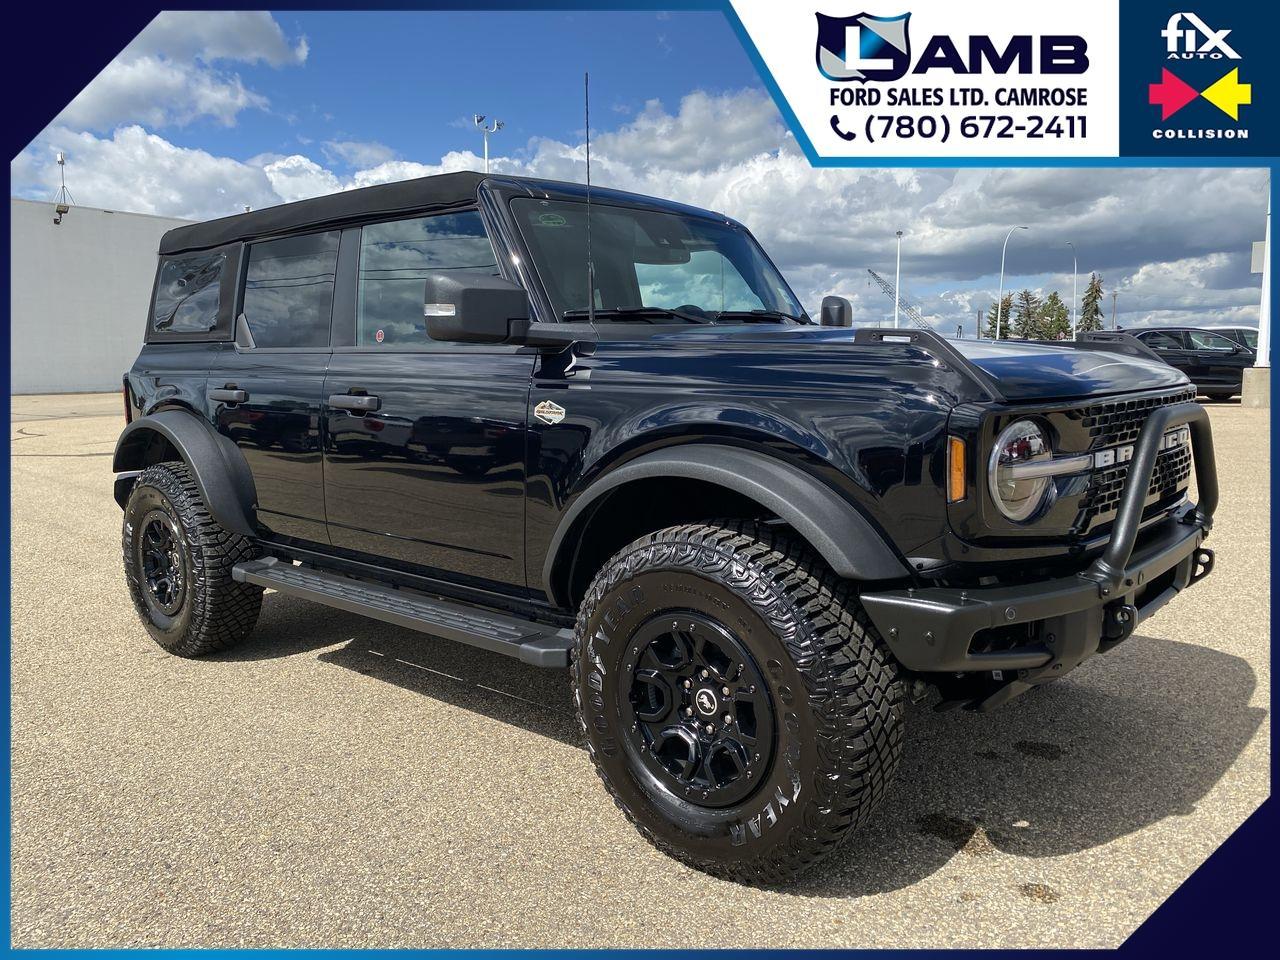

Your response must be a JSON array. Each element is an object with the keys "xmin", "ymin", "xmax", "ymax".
[{"xmin": 8, "ymin": 392, "xmax": 1271, "ymax": 948}]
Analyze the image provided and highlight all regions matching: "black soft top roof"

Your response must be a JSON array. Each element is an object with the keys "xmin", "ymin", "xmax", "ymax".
[
  {"xmin": 158, "ymin": 171, "xmax": 731, "ymax": 256},
  {"xmin": 159, "ymin": 170, "xmax": 488, "ymax": 255}
]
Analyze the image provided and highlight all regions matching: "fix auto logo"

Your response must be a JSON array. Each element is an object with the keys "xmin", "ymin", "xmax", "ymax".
[{"xmin": 1147, "ymin": 11, "xmax": 1252, "ymax": 141}]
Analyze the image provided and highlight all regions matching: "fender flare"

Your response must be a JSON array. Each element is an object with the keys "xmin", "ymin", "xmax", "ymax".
[
  {"xmin": 113, "ymin": 409, "xmax": 258, "ymax": 537},
  {"xmin": 542, "ymin": 444, "xmax": 909, "ymax": 603}
]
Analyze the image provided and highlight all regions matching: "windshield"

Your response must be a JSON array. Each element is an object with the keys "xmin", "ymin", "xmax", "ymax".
[{"xmin": 511, "ymin": 198, "xmax": 806, "ymax": 322}]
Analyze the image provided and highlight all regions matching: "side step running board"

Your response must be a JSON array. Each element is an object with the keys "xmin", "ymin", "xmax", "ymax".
[{"xmin": 232, "ymin": 557, "xmax": 573, "ymax": 668}]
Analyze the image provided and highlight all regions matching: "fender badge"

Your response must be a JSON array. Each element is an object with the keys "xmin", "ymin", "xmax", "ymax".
[{"xmin": 534, "ymin": 399, "xmax": 566, "ymax": 425}]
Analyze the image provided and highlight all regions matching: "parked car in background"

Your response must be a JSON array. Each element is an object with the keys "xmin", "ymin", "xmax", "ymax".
[
  {"xmin": 1125, "ymin": 327, "xmax": 1255, "ymax": 399},
  {"xmin": 1207, "ymin": 326, "xmax": 1260, "ymax": 351}
]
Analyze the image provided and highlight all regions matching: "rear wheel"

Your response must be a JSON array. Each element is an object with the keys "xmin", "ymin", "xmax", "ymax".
[
  {"xmin": 122, "ymin": 461, "xmax": 262, "ymax": 657},
  {"xmin": 573, "ymin": 521, "xmax": 905, "ymax": 883}
]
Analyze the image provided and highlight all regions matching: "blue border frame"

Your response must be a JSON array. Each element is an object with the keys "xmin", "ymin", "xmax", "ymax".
[{"xmin": 3, "ymin": 1, "xmax": 1274, "ymax": 954}]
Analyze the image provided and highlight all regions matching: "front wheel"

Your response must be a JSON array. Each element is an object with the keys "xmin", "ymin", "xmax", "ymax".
[{"xmin": 573, "ymin": 521, "xmax": 905, "ymax": 883}]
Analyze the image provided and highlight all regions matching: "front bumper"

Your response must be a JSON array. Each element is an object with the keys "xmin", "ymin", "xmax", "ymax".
[{"xmin": 861, "ymin": 401, "xmax": 1218, "ymax": 711}]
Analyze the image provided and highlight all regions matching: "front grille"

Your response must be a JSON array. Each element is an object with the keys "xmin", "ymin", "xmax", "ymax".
[
  {"xmin": 1069, "ymin": 388, "xmax": 1197, "ymax": 534},
  {"xmin": 1076, "ymin": 387, "xmax": 1196, "ymax": 450}
]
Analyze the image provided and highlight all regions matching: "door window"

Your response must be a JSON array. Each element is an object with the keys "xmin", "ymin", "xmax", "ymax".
[
  {"xmin": 356, "ymin": 211, "xmax": 498, "ymax": 346},
  {"xmin": 241, "ymin": 232, "xmax": 340, "ymax": 348},
  {"xmin": 1139, "ymin": 331, "xmax": 1184, "ymax": 349},
  {"xmin": 1185, "ymin": 330, "xmax": 1238, "ymax": 351}
]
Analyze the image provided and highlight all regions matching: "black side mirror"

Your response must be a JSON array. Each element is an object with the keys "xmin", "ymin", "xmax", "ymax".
[
  {"xmin": 820, "ymin": 295, "xmax": 853, "ymax": 327},
  {"xmin": 424, "ymin": 273, "xmax": 529, "ymax": 344},
  {"xmin": 424, "ymin": 273, "xmax": 592, "ymax": 351}
]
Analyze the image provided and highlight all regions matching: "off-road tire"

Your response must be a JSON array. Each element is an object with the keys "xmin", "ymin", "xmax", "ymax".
[
  {"xmin": 122, "ymin": 461, "xmax": 262, "ymax": 657},
  {"xmin": 572, "ymin": 520, "xmax": 905, "ymax": 884}
]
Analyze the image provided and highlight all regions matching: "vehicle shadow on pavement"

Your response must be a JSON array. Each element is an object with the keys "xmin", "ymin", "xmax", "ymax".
[
  {"xmin": 796, "ymin": 633, "xmax": 1265, "ymax": 898},
  {"xmin": 225, "ymin": 608, "xmax": 1264, "ymax": 896},
  {"xmin": 220, "ymin": 593, "xmax": 582, "ymax": 745}
]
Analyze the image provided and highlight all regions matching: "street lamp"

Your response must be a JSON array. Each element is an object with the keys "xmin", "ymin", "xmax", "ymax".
[
  {"xmin": 893, "ymin": 230, "xmax": 904, "ymax": 329},
  {"xmin": 473, "ymin": 114, "xmax": 504, "ymax": 173},
  {"xmin": 995, "ymin": 225, "xmax": 1028, "ymax": 340},
  {"xmin": 1066, "ymin": 240, "xmax": 1078, "ymax": 340}
]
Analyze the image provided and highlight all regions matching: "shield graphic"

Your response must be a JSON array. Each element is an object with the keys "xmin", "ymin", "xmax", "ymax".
[{"xmin": 816, "ymin": 12, "xmax": 911, "ymax": 83}]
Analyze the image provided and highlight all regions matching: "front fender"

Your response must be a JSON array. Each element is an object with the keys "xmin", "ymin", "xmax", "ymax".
[
  {"xmin": 113, "ymin": 409, "xmax": 258, "ymax": 537},
  {"xmin": 542, "ymin": 443, "xmax": 910, "ymax": 603}
]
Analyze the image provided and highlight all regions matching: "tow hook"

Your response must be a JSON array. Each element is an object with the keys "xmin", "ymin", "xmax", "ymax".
[
  {"xmin": 1103, "ymin": 602, "xmax": 1138, "ymax": 643},
  {"xmin": 1188, "ymin": 547, "xmax": 1215, "ymax": 586}
]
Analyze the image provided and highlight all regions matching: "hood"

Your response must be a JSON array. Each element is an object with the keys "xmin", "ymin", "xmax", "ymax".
[
  {"xmin": 946, "ymin": 338, "xmax": 1189, "ymax": 401},
  {"xmin": 647, "ymin": 325, "xmax": 1190, "ymax": 403}
]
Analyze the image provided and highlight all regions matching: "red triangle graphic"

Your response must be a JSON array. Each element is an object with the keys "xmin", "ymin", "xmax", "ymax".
[{"xmin": 1149, "ymin": 68, "xmax": 1200, "ymax": 120}]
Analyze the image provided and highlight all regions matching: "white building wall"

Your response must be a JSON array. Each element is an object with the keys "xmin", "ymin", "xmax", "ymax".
[{"xmin": 9, "ymin": 199, "xmax": 192, "ymax": 394}]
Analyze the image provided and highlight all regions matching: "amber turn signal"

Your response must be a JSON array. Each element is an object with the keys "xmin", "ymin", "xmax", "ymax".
[{"xmin": 947, "ymin": 435, "xmax": 967, "ymax": 503}]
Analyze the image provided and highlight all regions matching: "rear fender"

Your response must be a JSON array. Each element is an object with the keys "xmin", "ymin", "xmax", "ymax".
[{"xmin": 113, "ymin": 409, "xmax": 257, "ymax": 537}]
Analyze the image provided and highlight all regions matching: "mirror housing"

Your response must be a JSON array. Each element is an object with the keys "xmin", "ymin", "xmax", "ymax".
[
  {"xmin": 820, "ymin": 295, "xmax": 853, "ymax": 327},
  {"xmin": 424, "ymin": 273, "xmax": 590, "ymax": 351}
]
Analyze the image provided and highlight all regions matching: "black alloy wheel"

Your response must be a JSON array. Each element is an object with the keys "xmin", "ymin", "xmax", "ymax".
[{"xmin": 622, "ymin": 612, "xmax": 775, "ymax": 808}]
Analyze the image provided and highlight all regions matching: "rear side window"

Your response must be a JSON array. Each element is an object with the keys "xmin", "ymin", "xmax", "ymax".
[
  {"xmin": 356, "ymin": 211, "xmax": 497, "ymax": 346},
  {"xmin": 152, "ymin": 252, "xmax": 225, "ymax": 334},
  {"xmin": 241, "ymin": 231, "xmax": 340, "ymax": 348}
]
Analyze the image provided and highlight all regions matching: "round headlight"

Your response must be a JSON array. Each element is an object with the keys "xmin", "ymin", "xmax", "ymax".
[{"xmin": 988, "ymin": 419, "xmax": 1053, "ymax": 522}]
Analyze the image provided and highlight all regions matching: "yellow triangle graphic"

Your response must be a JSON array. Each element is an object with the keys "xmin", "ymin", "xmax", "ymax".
[{"xmin": 1201, "ymin": 68, "xmax": 1251, "ymax": 121}]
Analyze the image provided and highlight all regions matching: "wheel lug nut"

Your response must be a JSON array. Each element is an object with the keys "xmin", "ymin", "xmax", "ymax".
[
  {"xmin": 721, "ymin": 686, "xmax": 731, "ymax": 697},
  {"xmin": 723, "ymin": 714, "xmax": 733, "ymax": 725},
  {"xmin": 700, "ymin": 669, "xmax": 709, "ymax": 679},
  {"xmin": 704, "ymin": 724, "xmax": 714, "ymax": 735},
  {"xmin": 684, "ymin": 707, "xmax": 694, "ymax": 717},
  {"xmin": 683, "ymin": 679, "xmax": 692, "ymax": 689}
]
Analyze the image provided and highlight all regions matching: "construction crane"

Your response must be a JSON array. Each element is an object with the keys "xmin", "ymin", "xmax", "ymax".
[{"xmin": 866, "ymin": 269, "xmax": 932, "ymax": 332}]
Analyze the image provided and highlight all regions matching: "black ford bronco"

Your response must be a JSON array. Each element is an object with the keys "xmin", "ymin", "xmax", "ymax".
[{"xmin": 116, "ymin": 171, "xmax": 1217, "ymax": 883}]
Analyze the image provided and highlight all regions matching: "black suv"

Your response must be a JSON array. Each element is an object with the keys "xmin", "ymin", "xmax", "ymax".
[
  {"xmin": 116, "ymin": 172, "xmax": 1217, "ymax": 883},
  {"xmin": 1124, "ymin": 326, "xmax": 1255, "ymax": 399}
]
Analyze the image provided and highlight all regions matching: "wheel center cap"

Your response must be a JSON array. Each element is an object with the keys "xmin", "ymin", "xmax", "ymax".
[{"xmin": 694, "ymin": 687, "xmax": 719, "ymax": 717}]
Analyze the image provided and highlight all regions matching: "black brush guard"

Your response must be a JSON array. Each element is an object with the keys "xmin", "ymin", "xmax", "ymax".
[{"xmin": 860, "ymin": 402, "xmax": 1218, "ymax": 710}]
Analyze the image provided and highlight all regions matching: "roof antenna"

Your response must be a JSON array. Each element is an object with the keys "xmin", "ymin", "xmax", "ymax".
[{"xmin": 584, "ymin": 71, "xmax": 595, "ymax": 326}]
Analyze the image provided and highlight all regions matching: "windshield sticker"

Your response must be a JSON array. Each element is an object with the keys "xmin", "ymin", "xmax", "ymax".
[{"xmin": 537, "ymin": 213, "xmax": 568, "ymax": 227}]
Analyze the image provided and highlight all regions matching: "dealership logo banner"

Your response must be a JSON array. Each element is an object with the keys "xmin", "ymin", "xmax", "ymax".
[{"xmin": 730, "ymin": 0, "xmax": 1273, "ymax": 159}]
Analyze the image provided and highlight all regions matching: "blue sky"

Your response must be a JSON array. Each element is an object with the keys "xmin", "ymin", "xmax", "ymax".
[
  {"xmin": 97, "ymin": 10, "xmax": 762, "ymax": 172},
  {"xmin": 10, "ymin": 10, "xmax": 1267, "ymax": 331}
]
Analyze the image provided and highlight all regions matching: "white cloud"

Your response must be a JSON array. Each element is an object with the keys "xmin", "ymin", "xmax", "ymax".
[
  {"xmin": 13, "ymin": 89, "xmax": 1266, "ymax": 330},
  {"xmin": 43, "ymin": 12, "xmax": 306, "ymax": 135},
  {"xmin": 11, "ymin": 126, "xmax": 278, "ymax": 220},
  {"xmin": 322, "ymin": 140, "xmax": 398, "ymax": 169}
]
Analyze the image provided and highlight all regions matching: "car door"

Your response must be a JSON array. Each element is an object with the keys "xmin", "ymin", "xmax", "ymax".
[
  {"xmin": 207, "ymin": 230, "xmax": 340, "ymax": 544},
  {"xmin": 1136, "ymin": 330, "xmax": 1195, "ymax": 376},
  {"xmin": 1184, "ymin": 329, "xmax": 1251, "ymax": 391},
  {"xmin": 321, "ymin": 210, "xmax": 534, "ymax": 593}
]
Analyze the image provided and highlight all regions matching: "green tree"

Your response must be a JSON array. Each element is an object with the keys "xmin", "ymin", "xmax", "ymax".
[
  {"xmin": 1012, "ymin": 288, "xmax": 1042, "ymax": 339},
  {"xmin": 1038, "ymin": 290, "xmax": 1070, "ymax": 340},
  {"xmin": 1079, "ymin": 272, "xmax": 1105, "ymax": 332},
  {"xmin": 985, "ymin": 293, "xmax": 1014, "ymax": 339}
]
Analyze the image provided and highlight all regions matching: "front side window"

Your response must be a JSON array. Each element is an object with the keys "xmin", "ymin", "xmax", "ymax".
[
  {"xmin": 357, "ymin": 211, "xmax": 498, "ymax": 346},
  {"xmin": 511, "ymin": 198, "xmax": 805, "ymax": 323},
  {"xmin": 153, "ymin": 251, "xmax": 225, "ymax": 333},
  {"xmin": 1140, "ymin": 331, "xmax": 1184, "ymax": 349},
  {"xmin": 241, "ymin": 232, "xmax": 340, "ymax": 348},
  {"xmin": 1186, "ymin": 330, "xmax": 1238, "ymax": 351}
]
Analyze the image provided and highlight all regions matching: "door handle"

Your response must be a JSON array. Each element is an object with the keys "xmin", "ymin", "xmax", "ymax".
[
  {"xmin": 210, "ymin": 387, "xmax": 249, "ymax": 404},
  {"xmin": 328, "ymin": 393, "xmax": 381, "ymax": 413}
]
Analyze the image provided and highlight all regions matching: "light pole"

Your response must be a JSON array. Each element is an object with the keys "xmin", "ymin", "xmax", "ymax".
[
  {"xmin": 995, "ymin": 225, "xmax": 1028, "ymax": 340},
  {"xmin": 1066, "ymin": 240, "xmax": 1078, "ymax": 340},
  {"xmin": 893, "ymin": 230, "xmax": 904, "ymax": 328},
  {"xmin": 473, "ymin": 114, "xmax": 503, "ymax": 173}
]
